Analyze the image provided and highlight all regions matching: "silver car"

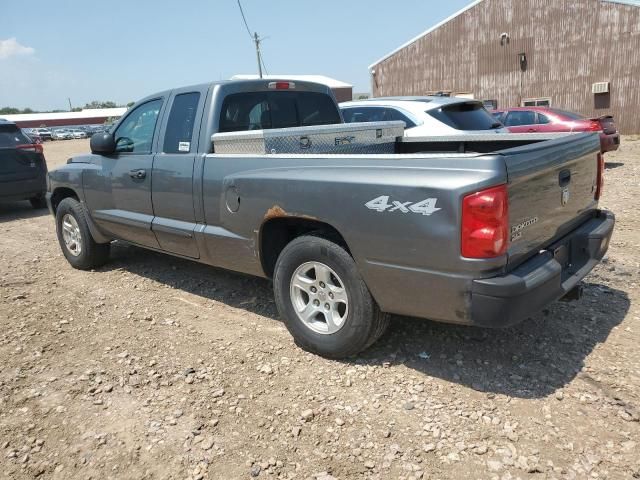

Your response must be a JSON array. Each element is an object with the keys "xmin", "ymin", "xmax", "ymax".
[{"xmin": 340, "ymin": 96, "xmax": 507, "ymax": 137}]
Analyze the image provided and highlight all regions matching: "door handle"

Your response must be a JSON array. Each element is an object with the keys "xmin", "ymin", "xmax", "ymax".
[{"xmin": 129, "ymin": 169, "xmax": 146, "ymax": 179}]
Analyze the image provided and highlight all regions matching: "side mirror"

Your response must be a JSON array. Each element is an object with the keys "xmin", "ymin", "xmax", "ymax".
[{"xmin": 90, "ymin": 132, "xmax": 116, "ymax": 155}]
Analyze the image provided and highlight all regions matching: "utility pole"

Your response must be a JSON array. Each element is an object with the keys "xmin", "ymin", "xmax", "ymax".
[
  {"xmin": 68, "ymin": 98, "xmax": 72, "ymax": 111},
  {"xmin": 237, "ymin": 0, "xmax": 265, "ymax": 78},
  {"xmin": 254, "ymin": 32, "xmax": 263, "ymax": 78}
]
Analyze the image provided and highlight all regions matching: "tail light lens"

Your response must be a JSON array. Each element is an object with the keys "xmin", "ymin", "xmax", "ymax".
[
  {"xmin": 587, "ymin": 120, "xmax": 602, "ymax": 131},
  {"xmin": 461, "ymin": 184, "xmax": 509, "ymax": 258},
  {"xmin": 595, "ymin": 152, "xmax": 604, "ymax": 200},
  {"xmin": 16, "ymin": 143, "xmax": 44, "ymax": 154}
]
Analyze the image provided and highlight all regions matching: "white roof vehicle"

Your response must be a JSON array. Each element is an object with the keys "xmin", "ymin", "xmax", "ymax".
[{"xmin": 340, "ymin": 96, "xmax": 508, "ymax": 137}]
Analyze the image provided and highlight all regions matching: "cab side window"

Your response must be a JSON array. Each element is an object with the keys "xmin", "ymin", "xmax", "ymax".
[
  {"xmin": 114, "ymin": 99, "xmax": 163, "ymax": 153},
  {"xmin": 163, "ymin": 92, "xmax": 201, "ymax": 154}
]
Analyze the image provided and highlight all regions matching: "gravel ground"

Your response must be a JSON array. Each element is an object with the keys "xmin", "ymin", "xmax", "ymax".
[{"xmin": 1, "ymin": 138, "xmax": 638, "ymax": 480}]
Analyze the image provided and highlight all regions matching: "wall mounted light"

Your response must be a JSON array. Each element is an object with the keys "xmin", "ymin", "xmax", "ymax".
[{"xmin": 518, "ymin": 52, "xmax": 528, "ymax": 71}]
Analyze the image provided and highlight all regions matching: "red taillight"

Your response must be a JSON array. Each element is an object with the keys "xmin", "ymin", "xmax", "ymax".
[
  {"xmin": 461, "ymin": 184, "xmax": 509, "ymax": 258},
  {"xmin": 16, "ymin": 143, "xmax": 43, "ymax": 154},
  {"xmin": 595, "ymin": 152, "xmax": 604, "ymax": 200},
  {"xmin": 587, "ymin": 120, "xmax": 602, "ymax": 132},
  {"xmin": 268, "ymin": 81, "xmax": 295, "ymax": 90}
]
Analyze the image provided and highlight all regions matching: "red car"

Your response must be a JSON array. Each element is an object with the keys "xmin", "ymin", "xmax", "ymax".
[{"xmin": 492, "ymin": 107, "xmax": 620, "ymax": 153}]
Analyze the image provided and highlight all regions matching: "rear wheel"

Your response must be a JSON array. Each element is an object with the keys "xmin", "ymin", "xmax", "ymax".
[
  {"xmin": 55, "ymin": 197, "xmax": 110, "ymax": 270},
  {"xmin": 273, "ymin": 235, "xmax": 389, "ymax": 358}
]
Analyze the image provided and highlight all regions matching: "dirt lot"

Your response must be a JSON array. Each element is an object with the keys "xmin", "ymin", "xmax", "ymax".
[{"xmin": 1, "ymin": 138, "xmax": 639, "ymax": 480}]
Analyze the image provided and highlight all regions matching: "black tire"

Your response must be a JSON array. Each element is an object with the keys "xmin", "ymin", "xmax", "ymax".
[
  {"xmin": 273, "ymin": 235, "xmax": 390, "ymax": 359},
  {"xmin": 55, "ymin": 197, "xmax": 110, "ymax": 270},
  {"xmin": 29, "ymin": 194, "xmax": 47, "ymax": 209}
]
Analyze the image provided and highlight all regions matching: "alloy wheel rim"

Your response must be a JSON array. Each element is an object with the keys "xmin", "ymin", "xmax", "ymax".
[
  {"xmin": 61, "ymin": 214, "xmax": 82, "ymax": 257},
  {"xmin": 289, "ymin": 261, "xmax": 349, "ymax": 334}
]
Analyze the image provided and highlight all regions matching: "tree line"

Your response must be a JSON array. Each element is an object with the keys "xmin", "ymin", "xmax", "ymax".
[{"xmin": 1, "ymin": 100, "xmax": 135, "ymax": 115}]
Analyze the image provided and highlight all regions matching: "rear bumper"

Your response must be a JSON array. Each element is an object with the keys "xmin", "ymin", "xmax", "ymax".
[
  {"xmin": 600, "ymin": 132, "xmax": 620, "ymax": 153},
  {"xmin": 471, "ymin": 210, "xmax": 615, "ymax": 327}
]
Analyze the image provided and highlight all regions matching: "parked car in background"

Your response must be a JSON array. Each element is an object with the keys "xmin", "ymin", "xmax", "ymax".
[
  {"xmin": 0, "ymin": 120, "xmax": 48, "ymax": 208},
  {"xmin": 69, "ymin": 129, "xmax": 87, "ymax": 139},
  {"xmin": 23, "ymin": 129, "xmax": 42, "ymax": 143},
  {"xmin": 492, "ymin": 107, "xmax": 619, "ymax": 153},
  {"xmin": 340, "ymin": 97, "xmax": 507, "ymax": 136},
  {"xmin": 52, "ymin": 129, "xmax": 73, "ymax": 140},
  {"xmin": 31, "ymin": 128, "xmax": 52, "ymax": 141}
]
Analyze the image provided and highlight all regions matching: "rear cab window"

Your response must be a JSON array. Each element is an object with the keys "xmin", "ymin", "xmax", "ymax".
[
  {"xmin": 428, "ymin": 102, "xmax": 500, "ymax": 130},
  {"xmin": 219, "ymin": 92, "xmax": 341, "ymax": 132}
]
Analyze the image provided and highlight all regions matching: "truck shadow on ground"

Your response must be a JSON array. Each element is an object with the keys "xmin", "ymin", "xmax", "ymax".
[
  {"xmin": 361, "ymin": 281, "xmax": 629, "ymax": 399},
  {"xmin": 107, "ymin": 243, "xmax": 629, "ymax": 400},
  {"xmin": 0, "ymin": 201, "xmax": 49, "ymax": 223}
]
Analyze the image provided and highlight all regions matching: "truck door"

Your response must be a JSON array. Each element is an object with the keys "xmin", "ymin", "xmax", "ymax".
[
  {"xmin": 150, "ymin": 88, "xmax": 206, "ymax": 258},
  {"xmin": 83, "ymin": 98, "xmax": 165, "ymax": 248}
]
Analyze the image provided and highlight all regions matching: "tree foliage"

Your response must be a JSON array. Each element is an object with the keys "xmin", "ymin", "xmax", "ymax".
[{"xmin": 83, "ymin": 100, "xmax": 118, "ymax": 109}]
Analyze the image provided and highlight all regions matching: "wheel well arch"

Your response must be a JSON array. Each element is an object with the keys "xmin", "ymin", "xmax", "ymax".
[
  {"xmin": 259, "ymin": 217, "xmax": 351, "ymax": 278},
  {"xmin": 50, "ymin": 187, "xmax": 79, "ymax": 213}
]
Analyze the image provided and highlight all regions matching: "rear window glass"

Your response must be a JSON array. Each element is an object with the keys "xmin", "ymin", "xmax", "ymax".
[
  {"xmin": 428, "ymin": 102, "xmax": 500, "ymax": 130},
  {"xmin": 163, "ymin": 92, "xmax": 201, "ymax": 154},
  {"xmin": 550, "ymin": 109, "xmax": 584, "ymax": 120},
  {"xmin": 0, "ymin": 125, "xmax": 30, "ymax": 148},
  {"xmin": 219, "ymin": 92, "xmax": 341, "ymax": 132}
]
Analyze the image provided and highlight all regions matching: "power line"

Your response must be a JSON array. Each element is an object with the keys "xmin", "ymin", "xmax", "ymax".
[
  {"xmin": 237, "ymin": 0, "xmax": 254, "ymax": 41},
  {"xmin": 236, "ymin": 0, "xmax": 266, "ymax": 78}
]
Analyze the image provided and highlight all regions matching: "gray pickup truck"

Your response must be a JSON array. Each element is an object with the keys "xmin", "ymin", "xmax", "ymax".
[{"xmin": 47, "ymin": 79, "xmax": 614, "ymax": 358}]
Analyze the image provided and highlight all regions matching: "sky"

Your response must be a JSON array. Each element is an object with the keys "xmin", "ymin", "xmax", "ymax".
[{"xmin": 0, "ymin": 0, "xmax": 471, "ymax": 111}]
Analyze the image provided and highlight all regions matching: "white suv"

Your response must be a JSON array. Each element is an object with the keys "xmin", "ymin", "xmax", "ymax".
[{"xmin": 340, "ymin": 97, "xmax": 507, "ymax": 137}]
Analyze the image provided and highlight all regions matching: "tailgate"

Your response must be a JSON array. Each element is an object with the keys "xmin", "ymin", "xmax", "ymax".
[
  {"xmin": 0, "ymin": 148, "xmax": 42, "ymax": 182},
  {"xmin": 502, "ymin": 133, "xmax": 600, "ymax": 267},
  {"xmin": 0, "ymin": 124, "xmax": 42, "ymax": 182}
]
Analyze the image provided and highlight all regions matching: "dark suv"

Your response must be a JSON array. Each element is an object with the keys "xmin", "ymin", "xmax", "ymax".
[{"xmin": 0, "ymin": 120, "xmax": 48, "ymax": 208}]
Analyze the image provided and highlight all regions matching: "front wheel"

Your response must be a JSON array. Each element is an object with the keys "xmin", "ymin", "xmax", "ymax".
[
  {"xmin": 273, "ymin": 235, "xmax": 389, "ymax": 359},
  {"xmin": 55, "ymin": 197, "xmax": 110, "ymax": 270}
]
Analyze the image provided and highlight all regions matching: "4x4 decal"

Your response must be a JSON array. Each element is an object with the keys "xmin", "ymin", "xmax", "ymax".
[{"xmin": 365, "ymin": 195, "xmax": 441, "ymax": 216}]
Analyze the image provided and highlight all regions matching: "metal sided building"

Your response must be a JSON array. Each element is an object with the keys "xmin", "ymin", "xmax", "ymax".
[{"xmin": 369, "ymin": 0, "xmax": 640, "ymax": 134}]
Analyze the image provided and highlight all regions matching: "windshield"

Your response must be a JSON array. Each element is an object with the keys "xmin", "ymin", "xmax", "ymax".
[{"xmin": 427, "ymin": 102, "xmax": 501, "ymax": 130}]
